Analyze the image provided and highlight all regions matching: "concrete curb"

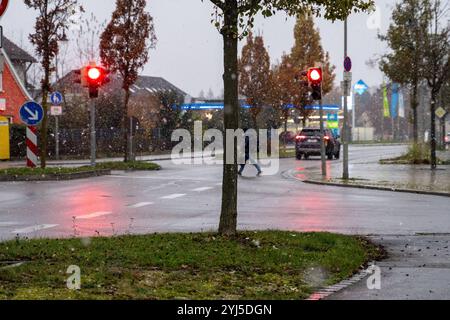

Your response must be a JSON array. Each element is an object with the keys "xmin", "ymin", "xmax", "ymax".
[
  {"xmin": 0, "ymin": 169, "xmax": 111, "ymax": 182},
  {"xmin": 307, "ymin": 269, "xmax": 370, "ymax": 301},
  {"xmin": 6, "ymin": 154, "xmax": 217, "ymax": 168},
  {"xmin": 303, "ymin": 179, "xmax": 450, "ymax": 198}
]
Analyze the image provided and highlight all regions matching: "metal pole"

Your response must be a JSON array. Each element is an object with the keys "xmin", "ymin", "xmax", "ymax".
[
  {"xmin": 441, "ymin": 117, "xmax": 445, "ymax": 149},
  {"xmin": 55, "ymin": 116, "xmax": 59, "ymax": 160},
  {"xmin": 352, "ymin": 93, "xmax": 356, "ymax": 138},
  {"xmin": 320, "ymin": 99, "xmax": 327, "ymax": 177},
  {"xmin": 90, "ymin": 99, "xmax": 96, "ymax": 167},
  {"xmin": 129, "ymin": 116, "xmax": 134, "ymax": 162},
  {"xmin": 343, "ymin": 18, "xmax": 349, "ymax": 180}
]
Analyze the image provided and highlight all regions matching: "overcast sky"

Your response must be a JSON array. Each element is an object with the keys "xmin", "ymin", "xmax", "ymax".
[{"xmin": 1, "ymin": 0, "xmax": 397, "ymax": 97}]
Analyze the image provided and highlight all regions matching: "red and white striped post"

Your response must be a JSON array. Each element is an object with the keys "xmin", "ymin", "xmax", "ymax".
[{"xmin": 26, "ymin": 126, "xmax": 39, "ymax": 168}]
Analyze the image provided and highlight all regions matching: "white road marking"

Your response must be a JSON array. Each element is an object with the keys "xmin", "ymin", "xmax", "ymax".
[
  {"xmin": 160, "ymin": 194, "xmax": 186, "ymax": 200},
  {"xmin": 75, "ymin": 211, "xmax": 113, "ymax": 220},
  {"xmin": 108, "ymin": 175, "xmax": 218, "ymax": 182},
  {"xmin": 192, "ymin": 187, "xmax": 214, "ymax": 192},
  {"xmin": 0, "ymin": 222, "xmax": 19, "ymax": 227},
  {"xmin": 12, "ymin": 224, "xmax": 58, "ymax": 234},
  {"xmin": 128, "ymin": 202, "xmax": 154, "ymax": 208}
]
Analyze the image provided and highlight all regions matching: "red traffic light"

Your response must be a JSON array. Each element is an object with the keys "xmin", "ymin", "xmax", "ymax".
[
  {"xmin": 307, "ymin": 67, "xmax": 323, "ymax": 85},
  {"xmin": 88, "ymin": 67, "xmax": 101, "ymax": 81},
  {"xmin": 84, "ymin": 65, "xmax": 110, "ymax": 87}
]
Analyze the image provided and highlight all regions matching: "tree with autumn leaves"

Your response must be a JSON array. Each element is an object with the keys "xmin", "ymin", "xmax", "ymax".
[
  {"xmin": 100, "ymin": 0, "xmax": 156, "ymax": 162},
  {"xmin": 207, "ymin": 0, "xmax": 373, "ymax": 236},
  {"xmin": 25, "ymin": 0, "xmax": 83, "ymax": 168},
  {"xmin": 239, "ymin": 13, "xmax": 335, "ymax": 137},
  {"xmin": 272, "ymin": 13, "xmax": 335, "ymax": 129},
  {"xmin": 238, "ymin": 32, "xmax": 271, "ymax": 128}
]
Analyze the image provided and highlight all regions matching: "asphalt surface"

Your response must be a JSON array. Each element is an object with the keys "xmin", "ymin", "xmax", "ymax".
[
  {"xmin": 328, "ymin": 235, "xmax": 450, "ymax": 300},
  {"xmin": 1, "ymin": 144, "xmax": 449, "ymax": 299}
]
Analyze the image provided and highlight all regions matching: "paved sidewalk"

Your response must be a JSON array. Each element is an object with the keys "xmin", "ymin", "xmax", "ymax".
[
  {"xmin": 304, "ymin": 148, "xmax": 450, "ymax": 194},
  {"xmin": 328, "ymin": 235, "xmax": 450, "ymax": 300}
]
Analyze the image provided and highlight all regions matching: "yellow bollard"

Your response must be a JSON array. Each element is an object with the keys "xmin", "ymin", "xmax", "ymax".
[{"xmin": 0, "ymin": 116, "xmax": 10, "ymax": 160}]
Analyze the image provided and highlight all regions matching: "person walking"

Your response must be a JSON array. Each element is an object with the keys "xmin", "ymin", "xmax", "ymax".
[{"xmin": 238, "ymin": 129, "xmax": 262, "ymax": 177}]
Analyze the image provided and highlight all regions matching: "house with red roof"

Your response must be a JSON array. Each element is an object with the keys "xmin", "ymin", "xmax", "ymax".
[{"xmin": 0, "ymin": 37, "xmax": 36, "ymax": 125}]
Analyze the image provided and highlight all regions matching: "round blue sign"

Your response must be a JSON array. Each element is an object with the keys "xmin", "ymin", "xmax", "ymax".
[
  {"xmin": 50, "ymin": 92, "xmax": 63, "ymax": 105},
  {"xmin": 20, "ymin": 101, "xmax": 44, "ymax": 126},
  {"xmin": 344, "ymin": 56, "xmax": 352, "ymax": 72}
]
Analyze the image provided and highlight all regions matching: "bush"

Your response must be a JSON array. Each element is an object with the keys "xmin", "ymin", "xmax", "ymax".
[
  {"xmin": 10, "ymin": 125, "xmax": 27, "ymax": 159},
  {"xmin": 406, "ymin": 143, "xmax": 431, "ymax": 164}
]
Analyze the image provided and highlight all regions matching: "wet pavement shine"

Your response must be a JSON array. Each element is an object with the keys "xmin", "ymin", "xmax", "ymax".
[{"xmin": 0, "ymin": 144, "xmax": 449, "ymax": 299}]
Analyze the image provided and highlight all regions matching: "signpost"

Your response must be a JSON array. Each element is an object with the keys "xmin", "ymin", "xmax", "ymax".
[
  {"xmin": 20, "ymin": 101, "xmax": 44, "ymax": 127},
  {"xmin": 50, "ymin": 91, "xmax": 63, "ymax": 105},
  {"xmin": 327, "ymin": 113, "xmax": 339, "ymax": 129},
  {"xmin": 435, "ymin": 107, "xmax": 448, "ymax": 149},
  {"xmin": 20, "ymin": 102, "xmax": 43, "ymax": 168},
  {"xmin": 342, "ymin": 21, "xmax": 350, "ymax": 180},
  {"xmin": 50, "ymin": 92, "xmax": 63, "ymax": 160},
  {"xmin": 344, "ymin": 56, "xmax": 352, "ymax": 73},
  {"xmin": 354, "ymin": 80, "xmax": 369, "ymax": 95},
  {"xmin": 50, "ymin": 106, "xmax": 63, "ymax": 116},
  {"xmin": 351, "ymin": 79, "xmax": 369, "ymax": 139},
  {"xmin": 435, "ymin": 107, "xmax": 447, "ymax": 119}
]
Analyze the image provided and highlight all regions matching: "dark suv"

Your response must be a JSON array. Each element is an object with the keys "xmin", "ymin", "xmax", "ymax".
[{"xmin": 295, "ymin": 128, "xmax": 341, "ymax": 160}]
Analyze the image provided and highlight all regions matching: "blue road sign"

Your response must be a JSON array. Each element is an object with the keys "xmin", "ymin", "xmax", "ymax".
[
  {"xmin": 344, "ymin": 56, "xmax": 352, "ymax": 72},
  {"xmin": 20, "ymin": 101, "xmax": 44, "ymax": 126},
  {"xmin": 354, "ymin": 80, "xmax": 369, "ymax": 95},
  {"xmin": 50, "ymin": 92, "xmax": 63, "ymax": 105},
  {"xmin": 327, "ymin": 113, "xmax": 338, "ymax": 122},
  {"xmin": 331, "ymin": 128, "xmax": 341, "ymax": 137}
]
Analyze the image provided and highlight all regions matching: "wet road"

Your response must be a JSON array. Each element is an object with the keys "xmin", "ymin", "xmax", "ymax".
[
  {"xmin": 1, "ymin": 144, "xmax": 450, "ymax": 300},
  {"xmin": 0, "ymin": 144, "xmax": 448, "ymax": 241}
]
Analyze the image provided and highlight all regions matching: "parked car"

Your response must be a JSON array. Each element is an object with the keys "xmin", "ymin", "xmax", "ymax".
[
  {"xmin": 446, "ymin": 133, "xmax": 450, "ymax": 146},
  {"xmin": 280, "ymin": 131, "xmax": 297, "ymax": 145},
  {"xmin": 295, "ymin": 128, "xmax": 341, "ymax": 160}
]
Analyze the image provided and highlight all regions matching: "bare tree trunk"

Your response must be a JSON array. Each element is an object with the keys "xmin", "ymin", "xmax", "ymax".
[
  {"xmin": 411, "ymin": 84, "xmax": 419, "ymax": 144},
  {"xmin": 218, "ymin": 0, "xmax": 239, "ymax": 236},
  {"xmin": 430, "ymin": 92, "xmax": 437, "ymax": 169},
  {"xmin": 123, "ymin": 88, "xmax": 131, "ymax": 162},
  {"xmin": 284, "ymin": 118, "xmax": 288, "ymax": 146},
  {"xmin": 40, "ymin": 68, "xmax": 50, "ymax": 169},
  {"xmin": 251, "ymin": 109, "xmax": 258, "ymax": 130}
]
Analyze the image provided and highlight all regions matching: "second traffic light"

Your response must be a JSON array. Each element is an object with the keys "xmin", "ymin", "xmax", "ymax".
[
  {"xmin": 307, "ymin": 67, "xmax": 323, "ymax": 101},
  {"xmin": 74, "ymin": 63, "xmax": 110, "ymax": 98}
]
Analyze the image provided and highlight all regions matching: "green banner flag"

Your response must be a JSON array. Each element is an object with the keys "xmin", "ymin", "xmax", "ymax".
[{"xmin": 383, "ymin": 82, "xmax": 390, "ymax": 118}]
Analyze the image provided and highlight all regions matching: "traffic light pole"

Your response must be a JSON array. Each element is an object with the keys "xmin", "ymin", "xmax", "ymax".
[
  {"xmin": 89, "ymin": 98, "xmax": 96, "ymax": 167},
  {"xmin": 319, "ymin": 99, "xmax": 327, "ymax": 177},
  {"xmin": 343, "ymin": 18, "xmax": 350, "ymax": 180}
]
